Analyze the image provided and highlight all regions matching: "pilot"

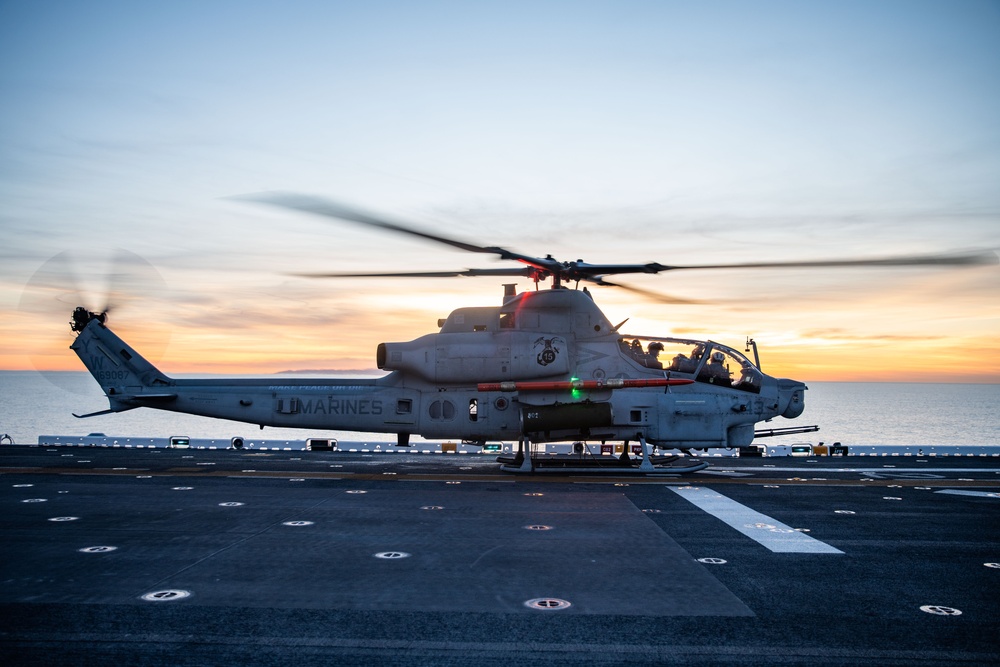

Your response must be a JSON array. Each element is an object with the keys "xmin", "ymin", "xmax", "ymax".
[
  {"xmin": 735, "ymin": 362, "xmax": 762, "ymax": 392},
  {"xmin": 646, "ymin": 341, "xmax": 664, "ymax": 368},
  {"xmin": 703, "ymin": 351, "xmax": 731, "ymax": 382},
  {"xmin": 669, "ymin": 350, "xmax": 698, "ymax": 374}
]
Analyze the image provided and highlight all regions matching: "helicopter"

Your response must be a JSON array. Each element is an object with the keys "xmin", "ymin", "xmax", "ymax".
[{"xmin": 67, "ymin": 193, "xmax": 998, "ymax": 473}]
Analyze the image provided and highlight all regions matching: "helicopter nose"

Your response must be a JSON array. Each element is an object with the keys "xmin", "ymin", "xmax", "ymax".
[{"xmin": 777, "ymin": 379, "xmax": 807, "ymax": 419}]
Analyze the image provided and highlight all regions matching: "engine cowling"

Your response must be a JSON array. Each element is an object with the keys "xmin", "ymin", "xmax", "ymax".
[{"xmin": 378, "ymin": 332, "xmax": 570, "ymax": 383}]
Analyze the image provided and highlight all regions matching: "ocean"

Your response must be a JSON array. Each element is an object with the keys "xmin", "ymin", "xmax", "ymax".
[{"xmin": 1, "ymin": 371, "xmax": 998, "ymax": 447}]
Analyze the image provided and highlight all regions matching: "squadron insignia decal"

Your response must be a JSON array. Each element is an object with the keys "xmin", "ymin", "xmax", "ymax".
[{"xmin": 534, "ymin": 336, "xmax": 564, "ymax": 367}]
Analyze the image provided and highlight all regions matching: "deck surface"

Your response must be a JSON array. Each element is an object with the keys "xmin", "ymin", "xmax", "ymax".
[{"xmin": 2, "ymin": 446, "xmax": 999, "ymax": 665}]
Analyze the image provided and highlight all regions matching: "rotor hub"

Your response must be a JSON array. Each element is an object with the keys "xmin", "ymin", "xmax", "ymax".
[{"xmin": 70, "ymin": 307, "xmax": 107, "ymax": 334}]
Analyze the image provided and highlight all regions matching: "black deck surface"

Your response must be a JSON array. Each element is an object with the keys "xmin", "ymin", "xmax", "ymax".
[{"xmin": 2, "ymin": 446, "xmax": 999, "ymax": 665}]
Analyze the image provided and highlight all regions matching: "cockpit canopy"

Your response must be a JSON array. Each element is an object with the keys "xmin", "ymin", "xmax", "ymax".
[{"xmin": 619, "ymin": 335, "xmax": 762, "ymax": 393}]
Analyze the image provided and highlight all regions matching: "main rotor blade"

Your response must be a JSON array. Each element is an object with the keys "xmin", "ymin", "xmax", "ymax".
[
  {"xmin": 585, "ymin": 277, "xmax": 704, "ymax": 305},
  {"xmin": 647, "ymin": 251, "xmax": 998, "ymax": 272},
  {"xmin": 238, "ymin": 192, "xmax": 522, "ymax": 258},
  {"xmin": 293, "ymin": 268, "xmax": 535, "ymax": 279},
  {"xmin": 566, "ymin": 261, "xmax": 675, "ymax": 277},
  {"xmin": 236, "ymin": 192, "xmax": 996, "ymax": 294},
  {"xmin": 237, "ymin": 192, "xmax": 571, "ymax": 274}
]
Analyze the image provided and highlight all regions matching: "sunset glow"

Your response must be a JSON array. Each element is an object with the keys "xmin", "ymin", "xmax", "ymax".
[{"xmin": 1, "ymin": 2, "xmax": 998, "ymax": 383}]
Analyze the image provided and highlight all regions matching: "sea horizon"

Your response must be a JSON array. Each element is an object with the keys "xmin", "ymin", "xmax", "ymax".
[{"xmin": 2, "ymin": 371, "xmax": 998, "ymax": 447}]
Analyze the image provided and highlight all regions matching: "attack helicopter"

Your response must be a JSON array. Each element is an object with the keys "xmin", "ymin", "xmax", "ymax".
[{"xmin": 68, "ymin": 194, "xmax": 997, "ymax": 473}]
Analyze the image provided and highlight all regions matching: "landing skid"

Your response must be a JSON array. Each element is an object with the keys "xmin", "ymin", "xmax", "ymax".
[{"xmin": 497, "ymin": 437, "xmax": 710, "ymax": 475}]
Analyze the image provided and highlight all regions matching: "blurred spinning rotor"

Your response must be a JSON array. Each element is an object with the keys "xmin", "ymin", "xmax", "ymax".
[
  {"xmin": 19, "ymin": 249, "xmax": 170, "ymax": 393},
  {"xmin": 240, "ymin": 192, "xmax": 998, "ymax": 304}
]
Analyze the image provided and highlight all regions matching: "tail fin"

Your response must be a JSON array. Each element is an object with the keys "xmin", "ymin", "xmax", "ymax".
[{"xmin": 69, "ymin": 309, "xmax": 176, "ymax": 416}]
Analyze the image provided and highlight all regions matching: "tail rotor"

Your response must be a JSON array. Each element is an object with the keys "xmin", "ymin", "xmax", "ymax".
[{"xmin": 19, "ymin": 249, "xmax": 170, "ymax": 393}]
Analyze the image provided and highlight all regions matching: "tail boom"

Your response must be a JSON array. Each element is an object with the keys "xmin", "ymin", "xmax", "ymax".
[{"xmin": 68, "ymin": 311, "xmax": 398, "ymax": 433}]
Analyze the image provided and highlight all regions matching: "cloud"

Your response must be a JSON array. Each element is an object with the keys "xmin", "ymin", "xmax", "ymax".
[{"xmin": 795, "ymin": 329, "xmax": 943, "ymax": 343}]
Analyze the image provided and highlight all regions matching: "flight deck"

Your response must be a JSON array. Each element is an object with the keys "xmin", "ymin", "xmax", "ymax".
[{"xmin": 2, "ymin": 445, "xmax": 999, "ymax": 665}]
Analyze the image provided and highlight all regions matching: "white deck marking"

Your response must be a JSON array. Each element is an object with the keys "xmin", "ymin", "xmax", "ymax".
[
  {"xmin": 696, "ymin": 470, "xmax": 754, "ymax": 477},
  {"xmin": 669, "ymin": 486, "xmax": 844, "ymax": 554},
  {"xmin": 935, "ymin": 489, "xmax": 1000, "ymax": 499}
]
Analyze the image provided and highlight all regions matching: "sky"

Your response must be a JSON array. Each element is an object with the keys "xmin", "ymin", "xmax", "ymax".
[{"xmin": 1, "ymin": 0, "xmax": 999, "ymax": 382}]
